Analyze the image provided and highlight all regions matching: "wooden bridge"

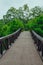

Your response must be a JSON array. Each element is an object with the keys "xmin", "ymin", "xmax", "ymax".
[{"xmin": 0, "ymin": 29, "xmax": 43, "ymax": 65}]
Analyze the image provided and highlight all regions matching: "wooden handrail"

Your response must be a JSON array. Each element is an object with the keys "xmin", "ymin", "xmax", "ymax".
[
  {"xmin": 31, "ymin": 30, "xmax": 43, "ymax": 60},
  {"xmin": 0, "ymin": 28, "xmax": 21, "ymax": 55},
  {"xmin": 32, "ymin": 30, "xmax": 43, "ymax": 42},
  {"xmin": 0, "ymin": 28, "xmax": 21, "ymax": 40}
]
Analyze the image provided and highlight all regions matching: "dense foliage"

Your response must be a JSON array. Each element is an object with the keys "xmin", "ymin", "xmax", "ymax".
[
  {"xmin": 26, "ymin": 14, "xmax": 43, "ymax": 37},
  {"xmin": 0, "ymin": 20, "xmax": 5, "ymax": 37},
  {"xmin": 0, "ymin": 19, "xmax": 24, "ymax": 37},
  {"xmin": 0, "ymin": 4, "xmax": 43, "ymax": 37}
]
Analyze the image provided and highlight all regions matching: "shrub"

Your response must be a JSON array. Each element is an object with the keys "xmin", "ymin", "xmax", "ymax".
[
  {"xmin": 33, "ymin": 28, "xmax": 43, "ymax": 37},
  {"xmin": 26, "ymin": 14, "xmax": 43, "ymax": 37},
  {"xmin": 0, "ymin": 18, "xmax": 24, "ymax": 37}
]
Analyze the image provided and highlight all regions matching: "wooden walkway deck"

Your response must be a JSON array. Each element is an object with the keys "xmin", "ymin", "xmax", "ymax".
[{"xmin": 0, "ymin": 31, "xmax": 43, "ymax": 65}]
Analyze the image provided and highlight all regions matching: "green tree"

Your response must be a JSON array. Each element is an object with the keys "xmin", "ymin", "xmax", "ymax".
[
  {"xmin": 29, "ymin": 6, "xmax": 43, "ymax": 18},
  {"xmin": 23, "ymin": 4, "xmax": 29, "ymax": 23}
]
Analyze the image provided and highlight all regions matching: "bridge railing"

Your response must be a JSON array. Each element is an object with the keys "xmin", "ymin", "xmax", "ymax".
[
  {"xmin": 0, "ymin": 28, "xmax": 21, "ymax": 55},
  {"xmin": 31, "ymin": 30, "xmax": 43, "ymax": 60}
]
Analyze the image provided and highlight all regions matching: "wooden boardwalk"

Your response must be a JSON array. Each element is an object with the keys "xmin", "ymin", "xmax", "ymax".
[{"xmin": 0, "ymin": 31, "xmax": 43, "ymax": 65}]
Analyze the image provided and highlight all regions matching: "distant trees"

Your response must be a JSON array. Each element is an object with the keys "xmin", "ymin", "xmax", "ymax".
[
  {"xmin": 3, "ymin": 7, "xmax": 17, "ymax": 23},
  {"xmin": 0, "ymin": 4, "xmax": 43, "ymax": 37},
  {"xmin": 23, "ymin": 4, "xmax": 29, "ymax": 23},
  {"xmin": 23, "ymin": 4, "xmax": 29, "ymax": 11},
  {"xmin": 3, "ymin": 4, "xmax": 30, "ymax": 24},
  {"xmin": 3, "ymin": 4, "xmax": 43, "ymax": 24},
  {"xmin": 29, "ymin": 6, "xmax": 43, "ymax": 18}
]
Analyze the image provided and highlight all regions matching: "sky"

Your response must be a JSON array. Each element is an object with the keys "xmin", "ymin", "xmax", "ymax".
[{"xmin": 0, "ymin": 0, "xmax": 43, "ymax": 19}]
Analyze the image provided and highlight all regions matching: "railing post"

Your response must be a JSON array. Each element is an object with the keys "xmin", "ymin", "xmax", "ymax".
[
  {"xmin": 5, "ymin": 38, "xmax": 9, "ymax": 50},
  {"xmin": 41, "ymin": 43, "xmax": 43, "ymax": 56},
  {"xmin": 1, "ymin": 44, "xmax": 3, "ymax": 55},
  {"xmin": 11, "ymin": 36, "xmax": 14, "ymax": 43},
  {"xmin": 0, "ymin": 29, "xmax": 21, "ymax": 56},
  {"xmin": 8, "ymin": 37, "xmax": 12, "ymax": 46},
  {"xmin": 0, "ymin": 41, "xmax": 3, "ymax": 55},
  {"xmin": 37, "ymin": 40, "xmax": 41, "ymax": 51}
]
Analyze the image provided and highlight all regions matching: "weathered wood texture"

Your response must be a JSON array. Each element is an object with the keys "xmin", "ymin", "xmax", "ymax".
[
  {"xmin": 31, "ymin": 30, "xmax": 43, "ymax": 60},
  {"xmin": 0, "ymin": 28, "xmax": 21, "ymax": 55}
]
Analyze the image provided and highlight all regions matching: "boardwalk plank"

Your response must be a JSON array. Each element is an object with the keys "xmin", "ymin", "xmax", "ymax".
[{"xmin": 0, "ymin": 31, "xmax": 43, "ymax": 65}]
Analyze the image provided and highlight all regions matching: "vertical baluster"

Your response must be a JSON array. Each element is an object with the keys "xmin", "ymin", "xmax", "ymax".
[
  {"xmin": 4, "ymin": 39, "xmax": 7, "ymax": 50},
  {"xmin": 5, "ymin": 38, "xmax": 9, "ymax": 50},
  {"xmin": 0, "ymin": 40, "xmax": 3, "ymax": 55},
  {"xmin": 10, "ymin": 36, "xmax": 14, "ymax": 43},
  {"xmin": 41, "ymin": 43, "xmax": 43, "ymax": 56},
  {"xmin": 9, "ymin": 37, "xmax": 12, "ymax": 46},
  {"xmin": 37, "ymin": 40, "xmax": 41, "ymax": 51}
]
